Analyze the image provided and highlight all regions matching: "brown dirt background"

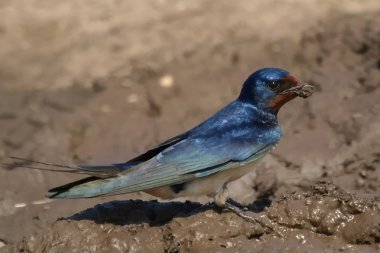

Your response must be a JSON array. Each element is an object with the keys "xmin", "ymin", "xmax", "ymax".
[{"xmin": 0, "ymin": 0, "xmax": 380, "ymax": 252}]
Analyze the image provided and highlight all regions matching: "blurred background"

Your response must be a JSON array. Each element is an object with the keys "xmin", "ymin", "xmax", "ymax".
[{"xmin": 0, "ymin": 0, "xmax": 379, "ymax": 246}]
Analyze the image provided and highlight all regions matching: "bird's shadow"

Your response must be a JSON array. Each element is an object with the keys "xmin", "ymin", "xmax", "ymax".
[{"xmin": 67, "ymin": 197, "xmax": 272, "ymax": 227}]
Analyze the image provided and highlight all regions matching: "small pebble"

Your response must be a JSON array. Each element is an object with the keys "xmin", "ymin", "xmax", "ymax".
[
  {"xmin": 225, "ymin": 241, "xmax": 233, "ymax": 248},
  {"xmin": 32, "ymin": 199, "xmax": 54, "ymax": 205},
  {"xmin": 126, "ymin": 94, "xmax": 139, "ymax": 103},
  {"xmin": 159, "ymin": 74, "xmax": 174, "ymax": 88},
  {"xmin": 14, "ymin": 203, "xmax": 27, "ymax": 208},
  {"xmin": 352, "ymin": 113, "xmax": 362, "ymax": 118}
]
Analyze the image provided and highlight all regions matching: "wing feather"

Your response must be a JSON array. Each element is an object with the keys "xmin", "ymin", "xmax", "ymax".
[{"xmin": 84, "ymin": 140, "xmax": 274, "ymax": 196}]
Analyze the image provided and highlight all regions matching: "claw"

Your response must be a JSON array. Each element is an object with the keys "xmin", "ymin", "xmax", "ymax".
[{"xmin": 224, "ymin": 202, "xmax": 284, "ymax": 237}]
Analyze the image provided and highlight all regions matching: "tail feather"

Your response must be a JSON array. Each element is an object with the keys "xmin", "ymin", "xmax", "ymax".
[
  {"xmin": 46, "ymin": 176, "xmax": 99, "ymax": 198},
  {"xmin": 3, "ymin": 162, "xmax": 82, "ymax": 174},
  {"xmin": 8, "ymin": 156, "xmax": 123, "ymax": 178},
  {"xmin": 10, "ymin": 156, "xmax": 79, "ymax": 170},
  {"xmin": 5, "ymin": 156, "xmax": 136, "ymax": 199},
  {"xmin": 46, "ymin": 176, "xmax": 127, "ymax": 199}
]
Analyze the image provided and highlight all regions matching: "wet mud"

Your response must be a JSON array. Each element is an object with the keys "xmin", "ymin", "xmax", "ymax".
[{"xmin": 4, "ymin": 183, "xmax": 380, "ymax": 253}]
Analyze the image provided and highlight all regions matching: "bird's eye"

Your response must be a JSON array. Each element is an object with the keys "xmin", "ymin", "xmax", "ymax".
[{"xmin": 268, "ymin": 81, "xmax": 280, "ymax": 90}]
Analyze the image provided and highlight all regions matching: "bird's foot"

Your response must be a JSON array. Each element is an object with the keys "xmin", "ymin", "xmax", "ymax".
[
  {"xmin": 224, "ymin": 201, "xmax": 283, "ymax": 237},
  {"xmin": 213, "ymin": 184, "xmax": 283, "ymax": 237}
]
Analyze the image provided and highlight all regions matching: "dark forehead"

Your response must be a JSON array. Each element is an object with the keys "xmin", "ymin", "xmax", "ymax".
[{"xmin": 252, "ymin": 68, "xmax": 289, "ymax": 82}]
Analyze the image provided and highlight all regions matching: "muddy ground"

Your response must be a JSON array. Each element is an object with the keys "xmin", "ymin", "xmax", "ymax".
[{"xmin": 0, "ymin": 0, "xmax": 380, "ymax": 252}]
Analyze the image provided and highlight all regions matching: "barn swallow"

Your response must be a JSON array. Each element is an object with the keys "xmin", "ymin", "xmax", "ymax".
[{"xmin": 10, "ymin": 68, "xmax": 313, "ymax": 223}]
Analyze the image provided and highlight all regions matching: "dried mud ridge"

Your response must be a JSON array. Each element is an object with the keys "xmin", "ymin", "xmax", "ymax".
[{"xmin": 6, "ymin": 182, "xmax": 380, "ymax": 253}]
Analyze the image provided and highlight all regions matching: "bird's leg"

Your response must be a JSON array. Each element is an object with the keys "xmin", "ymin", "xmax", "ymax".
[
  {"xmin": 214, "ymin": 183, "xmax": 282, "ymax": 237},
  {"xmin": 214, "ymin": 185, "xmax": 256, "ymax": 223},
  {"xmin": 214, "ymin": 183, "xmax": 252, "ymax": 218},
  {"xmin": 214, "ymin": 183, "xmax": 230, "ymax": 208}
]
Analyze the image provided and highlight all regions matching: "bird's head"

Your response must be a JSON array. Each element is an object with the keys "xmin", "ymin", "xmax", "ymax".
[{"xmin": 238, "ymin": 68, "xmax": 313, "ymax": 113}]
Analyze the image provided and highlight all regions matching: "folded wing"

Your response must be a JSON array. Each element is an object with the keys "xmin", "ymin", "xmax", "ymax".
[{"xmin": 46, "ymin": 136, "xmax": 273, "ymax": 198}]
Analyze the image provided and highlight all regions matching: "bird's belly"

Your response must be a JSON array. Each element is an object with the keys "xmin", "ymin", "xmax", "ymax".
[{"xmin": 144, "ymin": 160, "xmax": 258, "ymax": 199}]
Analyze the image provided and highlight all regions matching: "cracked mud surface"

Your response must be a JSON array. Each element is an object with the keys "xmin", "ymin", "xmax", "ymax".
[{"xmin": 1, "ymin": 0, "xmax": 380, "ymax": 252}]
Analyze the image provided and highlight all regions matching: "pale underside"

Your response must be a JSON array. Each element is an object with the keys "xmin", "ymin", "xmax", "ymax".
[{"xmin": 145, "ymin": 149, "xmax": 269, "ymax": 199}]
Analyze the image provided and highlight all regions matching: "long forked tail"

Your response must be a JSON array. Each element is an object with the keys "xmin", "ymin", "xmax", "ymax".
[
  {"xmin": 7, "ymin": 156, "xmax": 124, "ymax": 178},
  {"xmin": 5, "ymin": 157, "xmax": 129, "ymax": 199}
]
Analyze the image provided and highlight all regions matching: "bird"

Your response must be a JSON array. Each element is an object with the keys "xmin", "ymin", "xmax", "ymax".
[{"xmin": 9, "ymin": 67, "xmax": 313, "ymax": 223}]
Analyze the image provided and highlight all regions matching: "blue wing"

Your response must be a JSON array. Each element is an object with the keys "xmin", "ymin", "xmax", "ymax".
[
  {"xmin": 44, "ymin": 100, "xmax": 282, "ymax": 198},
  {"xmin": 9, "ymin": 100, "xmax": 283, "ymax": 199},
  {"xmin": 49, "ymin": 137, "xmax": 276, "ymax": 198}
]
